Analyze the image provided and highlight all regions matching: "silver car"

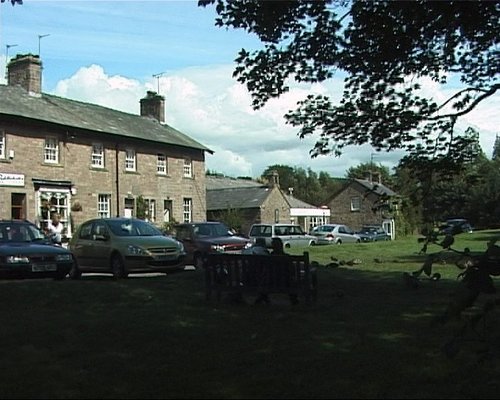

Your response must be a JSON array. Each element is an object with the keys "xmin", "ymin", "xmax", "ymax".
[
  {"xmin": 248, "ymin": 223, "xmax": 318, "ymax": 248},
  {"xmin": 310, "ymin": 224, "xmax": 361, "ymax": 245}
]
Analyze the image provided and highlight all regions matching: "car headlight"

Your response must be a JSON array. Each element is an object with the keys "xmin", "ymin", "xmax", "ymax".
[
  {"xmin": 127, "ymin": 245, "xmax": 151, "ymax": 256},
  {"xmin": 210, "ymin": 244, "xmax": 225, "ymax": 252},
  {"xmin": 177, "ymin": 241, "xmax": 185, "ymax": 252},
  {"xmin": 6, "ymin": 255, "xmax": 30, "ymax": 264},
  {"xmin": 244, "ymin": 242, "xmax": 252, "ymax": 249},
  {"xmin": 55, "ymin": 254, "xmax": 73, "ymax": 262}
]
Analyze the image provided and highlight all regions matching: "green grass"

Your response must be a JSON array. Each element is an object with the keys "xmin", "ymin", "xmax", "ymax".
[{"xmin": 1, "ymin": 230, "xmax": 500, "ymax": 399}]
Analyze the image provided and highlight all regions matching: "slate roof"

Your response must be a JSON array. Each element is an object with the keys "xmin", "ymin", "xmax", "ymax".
[
  {"xmin": 206, "ymin": 186, "xmax": 275, "ymax": 210},
  {"xmin": 0, "ymin": 84, "xmax": 212, "ymax": 153},
  {"xmin": 206, "ymin": 175, "xmax": 322, "ymax": 211},
  {"xmin": 354, "ymin": 179, "xmax": 397, "ymax": 197}
]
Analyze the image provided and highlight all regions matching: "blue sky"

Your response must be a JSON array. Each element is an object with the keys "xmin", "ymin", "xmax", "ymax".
[{"xmin": 1, "ymin": 0, "xmax": 498, "ymax": 178}]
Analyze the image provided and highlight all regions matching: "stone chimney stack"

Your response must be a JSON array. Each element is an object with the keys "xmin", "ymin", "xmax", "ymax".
[
  {"xmin": 140, "ymin": 91, "xmax": 165, "ymax": 123},
  {"xmin": 7, "ymin": 54, "xmax": 42, "ymax": 95},
  {"xmin": 268, "ymin": 170, "xmax": 280, "ymax": 188}
]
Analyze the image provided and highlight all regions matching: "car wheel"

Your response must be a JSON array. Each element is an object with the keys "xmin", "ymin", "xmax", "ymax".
[
  {"xmin": 68, "ymin": 261, "xmax": 82, "ymax": 280},
  {"xmin": 111, "ymin": 254, "xmax": 127, "ymax": 279},
  {"xmin": 336, "ymin": 240, "xmax": 342, "ymax": 245}
]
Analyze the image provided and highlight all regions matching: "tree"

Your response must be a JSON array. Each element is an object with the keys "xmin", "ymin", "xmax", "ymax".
[
  {"xmin": 346, "ymin": 162, "xmax": 393, "ymax": 187},
  {"xmin": 1, "ymin": 0, "xmax": 22, "ymax": 4},
  {"xmin": 199, "ymin": 0, "xmax": 499, "ymax": 166}
]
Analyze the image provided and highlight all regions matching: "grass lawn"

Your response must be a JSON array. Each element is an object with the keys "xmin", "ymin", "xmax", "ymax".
[{"xmin": 1, "ymin": 230, "xmax": 499, "ymax": 399}]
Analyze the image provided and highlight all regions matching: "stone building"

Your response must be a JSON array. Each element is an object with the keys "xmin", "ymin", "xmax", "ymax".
[
  {"xmin": 326, "ymin": 178, "xmax": 399, "ymax": 239},
  {"xmin": 0, "ymin": 54, "xmax": 212, "ymax": 238},
  {"xmin": 206, "ymin": 173, "xmax": 329, "ymax": 236}
]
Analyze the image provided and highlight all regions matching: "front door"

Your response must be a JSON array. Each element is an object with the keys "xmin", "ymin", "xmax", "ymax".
[{"xmin": 11, "ymin": 193, "xmax": 26, "ymax": 219}]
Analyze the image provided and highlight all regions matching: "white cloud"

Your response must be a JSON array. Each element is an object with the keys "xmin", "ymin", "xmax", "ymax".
[{"xmin": 45, "ymin": 63, "xmax": 498, "ymax": 178}]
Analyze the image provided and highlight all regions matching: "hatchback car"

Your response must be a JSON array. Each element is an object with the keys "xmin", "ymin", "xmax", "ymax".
[
  {"xmin": 0, "ymin": 219, "xmax": 73, "ymax": 280},
  {"xmin": 356, "ymin": 225, "xmax": 391, "ymax": 242},
  {"xmin": 68, "ymin": 218, "xmax": 186, "ymax": 278},
  {"xmin": 248, "ymin": 223, "xmax": 318, "ymax": 248},
  {"xmin": 310, "ymin": 224, "xmax": 361, "ymax": 244},
  {"xmin": 173, "ymin": 222, "xmax": 251, "ymax": 268}
]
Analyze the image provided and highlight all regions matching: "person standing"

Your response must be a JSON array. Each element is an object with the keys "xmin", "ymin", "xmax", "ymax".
[{"xmin": 47, "ymin": 213, "xmax": 64, "ymax": 245}]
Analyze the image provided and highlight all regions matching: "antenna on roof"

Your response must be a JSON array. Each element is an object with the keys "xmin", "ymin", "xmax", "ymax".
[
  {"xmin": 152, "ymin": 72, "xmax": 166, "ymax": 94},
  {"xmin": 38, "ymin": 34, "xmax": 50, "ymax": 57},
  {"xmin": 6, "ymin": 44, "xmax": 18, "ymax": 62}
]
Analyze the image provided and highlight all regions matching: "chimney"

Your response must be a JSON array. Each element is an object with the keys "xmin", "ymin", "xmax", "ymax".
[
  {"xmin": 7, "ymin": 54, "xmax": 42, "ymax": 95},
  {"xmin": 140, "ymin": 91, "xmax": 165, "ymax": 123},
  {"xmin": 268, "ymin": 170, "xmax": 280, "ymax": 188}
]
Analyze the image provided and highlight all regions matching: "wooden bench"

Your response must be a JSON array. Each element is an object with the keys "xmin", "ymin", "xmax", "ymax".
[{"xmin": 203, "ymin": 251, "xmax": 317, "ymax": 305}]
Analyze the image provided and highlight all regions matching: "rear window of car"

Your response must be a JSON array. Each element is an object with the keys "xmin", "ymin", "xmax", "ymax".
[{"xmin": 249, "ymin": 225, "xmax": 272, "ymax": 237}]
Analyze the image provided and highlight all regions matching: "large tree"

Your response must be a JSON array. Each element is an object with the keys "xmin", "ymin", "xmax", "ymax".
[{"xmin": 199, "ymin": 0, "xmax": 499, "ymax": 165}]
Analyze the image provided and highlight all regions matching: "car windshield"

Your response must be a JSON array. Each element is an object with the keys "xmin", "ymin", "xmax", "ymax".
[
  {"xmin": 194, "ymin": 223, "xmax": 231, "ymax": 237},
  {"xmin": 107, "ymin": 219, "xmax": 162, "ymax": 237},
  {"xmin": 0, "ymin": 222, "xmax": 47, "ymax": 243}
]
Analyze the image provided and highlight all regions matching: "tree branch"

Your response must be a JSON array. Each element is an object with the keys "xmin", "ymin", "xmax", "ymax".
[{"xmin": 430, "ymin": 83, "xmax": 500, "ymax": 121}]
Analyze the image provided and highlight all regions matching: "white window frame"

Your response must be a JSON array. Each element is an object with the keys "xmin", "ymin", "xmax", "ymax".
[
  {"xmin": 183, "ymin": 158, "xmax": 192, "ymax": 178},
  {"xmin": 350, "ymin": 196, "xmax": 361, "ymax": 212},
  {"xmin": 144, "ymin": 198, "xmax": 156, "ymax": 222},
  {"xmin": 125, "ymin": 148, "xmax": 136, "ymax": 172},
  {"xmin": 157, "ymin": 153, "xmax": 167, "ymax": 175},
  {"xmin": 44, "ymin": 137, "xmax": 59, "ymax": 164},
  {"xmin": 91, "ymin": 143, "xmax": 105, "ymax": 168},
  {"xmin": 98, "ymin": 194, "xmax": 111, "ymax": 218},
  {"xmin": 183, "ymin": 198, "xmax": 192, "ymax": 222},
  {"xmin": 0, "ymin": 131, "xmax": 5, "ymax": 159}
]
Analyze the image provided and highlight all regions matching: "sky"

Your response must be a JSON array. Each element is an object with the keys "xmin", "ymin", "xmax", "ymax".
[{"xmin": 1, "ymin": 0, "xmax": 498, "ymax": 179}]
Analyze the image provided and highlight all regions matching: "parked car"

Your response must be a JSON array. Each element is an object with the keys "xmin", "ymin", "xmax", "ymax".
[
  {"xmin": 248, "ymin": 223, "xmax": 318, "ymax": 248},
  {"xmin": 0, "ymin": 219, "xmax": 73, "ymax": 280},
  {"xmin": 68, "ymin": 218, "xmax": 186, "ymax": 278},
  {"xmin": 173, "ymin": 222, "xmax": 252, "ymax": 268},
  {"xmin": 439, "ymin": 218, "xmax": 473, "ymax": 235},
  {"xmin": 356, "ymin": 225, "xmax": 391, "ymax": 242},
  {"xmin": 309, "ymin": 224, "xmax": 361, "ymax": 245}
]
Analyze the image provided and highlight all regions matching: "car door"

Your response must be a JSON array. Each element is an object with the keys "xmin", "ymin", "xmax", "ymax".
[
  {"xmin": 289, "ymin": 225, "xmax": 308, "ymax": 246},
  {"xmin": 71, "ymin": 221, "xmax": 95, "ymax": 268},
  {"xmin": 91, "ymin": 220, "xmax": 112, "ymax": 270},
  {"xmin": 338, "ymin": 225, "xmax": 356, "ymax": 243}
]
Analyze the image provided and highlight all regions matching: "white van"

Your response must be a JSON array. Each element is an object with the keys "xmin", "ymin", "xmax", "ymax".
[{"xmin": 248, "ymin": 223, "xmax": 318, "ymax": 248}]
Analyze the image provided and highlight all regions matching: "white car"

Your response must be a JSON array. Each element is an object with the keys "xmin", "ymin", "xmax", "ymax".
[
  {"xmin": 248, "ymin": 223, "xmax": 318, "ymax": 248},
  {"xmin": 310, "ymin": 224, "xmax": 361, "ymax": 244}
]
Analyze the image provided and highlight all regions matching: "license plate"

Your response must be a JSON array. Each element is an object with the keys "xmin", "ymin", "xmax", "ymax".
[
  {"xmin": 155, "ymin": 255, "xmax": 175, "ymax": 261},
  {"xmin": 32, "ymin": 263, "xmax": 57, "ymax": 272}
]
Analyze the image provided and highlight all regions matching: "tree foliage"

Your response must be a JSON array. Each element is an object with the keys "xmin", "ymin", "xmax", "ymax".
[
  {"xmin": 261, "ymin": 164, "xmax": 344, "ymax": 206},
  {"xmin": 199, "ymin": 0, "xmax": 499, "ymax": 166}
]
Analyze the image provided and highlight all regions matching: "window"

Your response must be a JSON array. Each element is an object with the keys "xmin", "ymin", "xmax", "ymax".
[
  {"xmin": 98, "ymin": 194, "xmax": 111, "ymax": 218},
  {"xmin": 183, "ymin": 198, "xmax": 192, "ymax": 222},
  {"xmin": 91, "ymin": 143, "xmax": 105, "ymax": 168},
  {"xmin": 44, "ymin": 137, "xmax": 59, "ymax": 164},
  {"xmin": 183, "ymin": 159, "xmax": 192, "ymax": 178},
  {"xmin": 350, "ymin": 196, "xmax": 361, "ymax": 212},
  {"xmin": 38, "ymin": 190, "xmax": 70, "ymax": 235},
  {"xmin": 144, "ymin": 198, "xmax": 156, "ymax": 222},
  {"xmin": 0, "ymin": 131, "xmax": 4, "ymax": 159},
  {"xmin": 125, "ymin": 149, "xmax": 136, "ymax": 171},
  {"xmin": 274, "ymin": 209, "xmax": 279, "ymax": 223},
  {"xmin": 157, "ymin": 154, "xmax": 167, "ymax": 175}
]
